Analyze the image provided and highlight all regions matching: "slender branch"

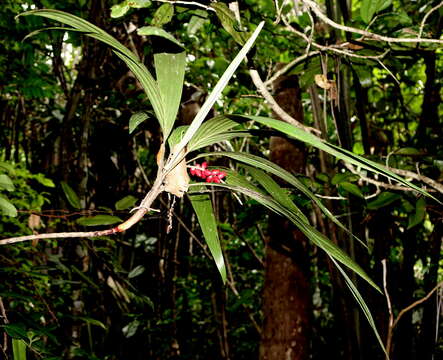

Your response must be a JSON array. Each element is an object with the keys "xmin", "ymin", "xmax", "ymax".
[
  {"xmin": 393, "ymin": 281, "xmax": 443, "ymax": 329},
  {"xmin": 0, "ymin": 174, "xmax": 165, "ymax": 246},
  {"xmin": 265, "ymin": 51, "xmax": 320, "ymax": 86},
  {"xmin": 302, "ymin": 0, "xmax": 443, "ymax": 44},
  {"xmin": 344, "ymin": 163, "xmax": 440, "ymax": 193},
  {"xmin": 283, "ymin": 18, "xmax": 391, "ymax": 60},
  {"xmin": 382, "ymin": 259, "xmax": 394, "ymax": 358},
  {"xmin": 249, "ymin": 69, "xmax": 321, "ymax": 134},
  {"xmin": 419, "ymin": 1, "xmax": 443, "ymax": 39}
]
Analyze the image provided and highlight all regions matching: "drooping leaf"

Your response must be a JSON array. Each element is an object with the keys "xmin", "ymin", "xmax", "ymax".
[
  {"xmin": 246, "ymin": 166, "xmax": 310, "ymax": 225},
  {"xmin": 331, "ymin": 258, "xmax": 388, "ymax": 358},
  {"xmin": 189, "ymin": 186, "xmax": 227, "ymax": 282},
  {"xmin": 367, "ymin": 192, "xmax": 401, "ymax": 210},
  {"xmin": 0, "ymin": 174, "xmax": 14, "ymax": 191},
  {"xmin": 195, "ymin": 182, "xmax": 380, "ymax": 292},
  {"xmin": 115, "ymin": 195, "xmax": 138, "ymax": 210},
  {"xmin": 196, "ymin": 151, "xmax": 360, "ymax": 246},
  {"xmin": 129, "ymin": 112, "xmax": 150, "ymax": 134},
  {"xmin": 0, "ymin": 161, "xmax": 15, "ymax": 174},
  {"xmin": 151, "ymin": 3, "xmax": 174, "ymax": 26},
  {"xmin": 75, "ymin": 316, "xmax": 107, "ymax": 330},
  {"xmin": 235, "ymin": 115, "xmax": 436, "ymax": 201},
  {"xmin": 61, "ymin": 181, "xmax": 81, "ymax": 209},
  {"xmin": 20, "ymin": 10, "xmax": 166, "ymax": 134},
  {"xmin": 76, "ymin": 215, "xmax": 122, "ymax": 226}
]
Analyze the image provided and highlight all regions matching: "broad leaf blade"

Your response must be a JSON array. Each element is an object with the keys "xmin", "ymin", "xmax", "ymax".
[
  {"xmin": 154, "ymin": 50, "xmax": 186, "ymax": 139},
  {"xmin": 0, "ymin": 195, "xmax": 17, "ymax": 217},
  {"xmin": 189, "ymin": 187, "xmax": 227, "ymax": 282},
  {"xmin": 129, "ymin": 112, "xmax": 150, "ymax": 134},
  {"xmin": 12, "ymin": 338, "xmax": 27, "ymax": 360}
]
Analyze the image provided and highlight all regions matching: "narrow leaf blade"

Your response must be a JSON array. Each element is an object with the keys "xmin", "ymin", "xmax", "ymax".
[{"xmin": 189, "ymin": 188, "xmax": 227, "ymax": 282}]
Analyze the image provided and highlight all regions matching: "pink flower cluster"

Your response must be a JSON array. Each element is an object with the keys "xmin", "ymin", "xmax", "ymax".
[{"xmin": 189, "ymin": 162, "xmax": 227, "ymax": 183}]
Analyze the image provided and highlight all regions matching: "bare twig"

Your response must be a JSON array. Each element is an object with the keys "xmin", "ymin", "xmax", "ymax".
[
  {"xmin": 283, "ymin": 19, "xmax": 391, "ymax": 60},
  {"xmin": 264, "ymin": 51, "xmax": 320, "ymax": 86},
  {"xmin": 382, "ymin": 259, "xmax": 394, "ymax": 358},
  {"xmin": 302, "ymin": 0, "xmax": 443, "ymax": 44},
  {"xmin": 344, "ymin": 163, "xmax": 440, "ymax": 194},
  {"xmin": 250, "ymin": 69, "xmax": 321, "ymax": 134},
  {"xmin": 419, "ymin": 1, "xmax": 443, "ymax": 39},
  {"xmin": 383, "ymin": 258, "xmax": 443, "ymax": 357},
  {"xmin": 0, "ymin": 296, "xmax": 9, "ymax": 355},
  {"xmin": 393, "ymin": 281, "xmax": 443, "ymax": 329}
]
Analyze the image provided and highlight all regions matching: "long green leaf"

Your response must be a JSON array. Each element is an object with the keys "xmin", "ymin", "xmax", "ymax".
[
  {"xmin": 246, "ymin": 166, "xmax": 310, "ymax": 225},
  {"xmin": 187, "ymin": 115, "xmax": 242, "ymax": 152},
  {"xmin": 19, "ymin": 10, "xmax": 166, "ymax": 132},
  {"xmin": 166, "ymin": 21, "xmax": 264, "ymax": 168},
  {"xmin": 331, "ymin": 258, "xmax": 388, "ymax": 358},
  {"xmin": 192, "ymin": 182, "xmax": 380, "ymax": 292},
  {"xmin": 237, "ymin": 115, "xmax": 436, "ymax": 201},
  {"xmin": 189, "ymin": 187, "xmax": 227, "ymax": 282},
  {"xmin": 194, "ymin": 151, "xmax": 360, "ymax": 246}
]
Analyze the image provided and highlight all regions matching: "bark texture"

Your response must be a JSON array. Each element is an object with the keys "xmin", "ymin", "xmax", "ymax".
[{"xmin": 260, "ymin": 75, "xmax": 311, "ymax": 360}]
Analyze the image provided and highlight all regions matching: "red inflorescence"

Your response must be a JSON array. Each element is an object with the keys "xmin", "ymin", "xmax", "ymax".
[{"xmin": 189, "ymin": 162, "xmax": 226, "ymax": 184}]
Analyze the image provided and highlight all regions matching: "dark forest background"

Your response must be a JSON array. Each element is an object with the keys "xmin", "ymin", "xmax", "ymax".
[{"xmin": 0, "ymin": 0, "xmax": 442, "ymax": 359}]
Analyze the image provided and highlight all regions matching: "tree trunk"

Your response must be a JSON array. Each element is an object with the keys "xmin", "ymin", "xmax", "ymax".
[{"xmin": 259, "ymin": 75, "xmax": 311, "ymax": 360}]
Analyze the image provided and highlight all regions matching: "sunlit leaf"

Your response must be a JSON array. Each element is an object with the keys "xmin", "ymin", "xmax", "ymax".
[
  {"xmin": 0, "ymin": 174, "xmax": 14, "ymax": 191},
  {"xmin": 110, "ymin": 2, "xmax": 130, "ymax": 18},
  {"xmin": 211, "ymin": 2, "xmax": 248, "ymax": 45},
  {"xmin": 151, "ymin": 3, "xmax": 174, "ymax": 26},
  {"xmin": 361, "ymin": 0, "xmax": 392, "ymax": 23}
]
